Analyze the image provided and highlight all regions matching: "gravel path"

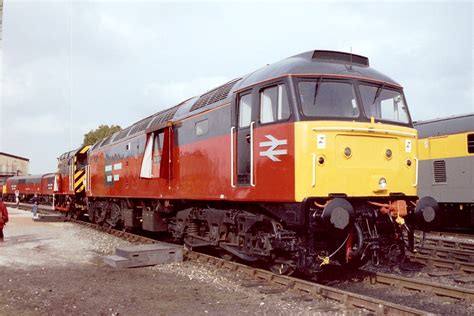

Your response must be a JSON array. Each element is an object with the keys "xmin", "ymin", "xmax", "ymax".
[{"xmin": 0, "ymin": 207, "xmax": 351, "ymax": 315}]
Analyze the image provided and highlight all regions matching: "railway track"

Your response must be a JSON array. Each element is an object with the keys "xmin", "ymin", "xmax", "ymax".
[
  {"xmin": 6, "ymin": 202, "xmax": 474, "ymax": 314},
  {"xmin": 65, "ymin": 219, "xmax": 441, "ymax": 314},
  {"xmin": 415, "ymin": 231, "xmax": 474, "ymax": 252}
]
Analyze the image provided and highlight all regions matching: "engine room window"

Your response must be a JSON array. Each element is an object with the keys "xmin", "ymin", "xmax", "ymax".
[
  {"xmin": 298, "ymin": 81, "xmax": 359, "ymax": 118},
  {"xmin": 260, "ymin": 84, "xmax": 290, "ymax": 124},
  {"xmin": 359, "ymin": 84, "xmax": 410, "ymax": 124},
  {"xmin": 238, "ymin": 93, "xmax": 252, "ymax": 128},
  {"xmin": 195, "ymin": 119, "xmax": 209, "ymax": 136}
]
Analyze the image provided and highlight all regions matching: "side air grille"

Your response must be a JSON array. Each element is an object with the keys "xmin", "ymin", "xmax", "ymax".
[
  {"xmin": 129, "ymin": 116, "xmax": 153, "ymax": 135},
  {"xmin": 100, "ymin": 135, "xmax": 114, "ymax": 147},
  {"xmin": 148, "ymin": 104, "xmax": 181, "ymax": 130},
  {"xmin": 433, "ymin": 160, "xmax": 447, "ymax": 183},
  {"xmin": 190, "ymin": 78, "xmax": 241, "ymax": 112},
  {"xmin": 114, "ymin": 126, "xmax": 133, "ymax": 142},
  {"xmin": 468, "ymin": 134, "xmax": 474, "ymax": 154}
]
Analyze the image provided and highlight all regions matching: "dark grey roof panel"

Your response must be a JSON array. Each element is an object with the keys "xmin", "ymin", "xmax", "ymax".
[
  {"xmin": 235, "ymin": 50, "xmax": 399, "ymax": 90},
  {"xmin": 414, "ymin": 113, "xmax": 474, "ymax": 138}
]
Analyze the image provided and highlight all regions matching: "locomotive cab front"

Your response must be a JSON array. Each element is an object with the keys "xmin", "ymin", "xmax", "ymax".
[{"xmin": 292, "ymin": 73, "xmax": 439, "ymax": 268}]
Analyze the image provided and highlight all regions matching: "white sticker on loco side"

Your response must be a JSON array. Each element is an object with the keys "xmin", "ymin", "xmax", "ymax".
[
  {"xmin": 113, "ymin": 163, "xmax": 122, "ymax": 170},
  {"xmin": 317, "ymin": 134, "xmax": 326, "ymax": 149},
  {"xmin": 106, "ymin": 175, "xmax": 113, "ymax": 182},
  {"xmin": 105, "ymin": 165, "xmax": 112, "ymax": 172},
  {"xmin": 114, "ymin": 174, "xmax": 120, "ymax": 181},
  {"xmin": 405, "ymin": 140, "xmax": 412, "ymax": 153}
]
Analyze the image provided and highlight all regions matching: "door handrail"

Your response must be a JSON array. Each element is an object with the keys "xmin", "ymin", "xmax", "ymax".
[
  {"xmin": 250, "ymin": 121, "xmax": 255, "ymax": 187},
  {"xmin": 230, "ymin": 127, "xmax": 235, "ymax": 188}
]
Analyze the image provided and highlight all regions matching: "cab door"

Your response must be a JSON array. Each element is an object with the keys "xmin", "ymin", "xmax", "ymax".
[{"xmin": 236, "ymin": 92, "xmax": 254, "ymax": 186}]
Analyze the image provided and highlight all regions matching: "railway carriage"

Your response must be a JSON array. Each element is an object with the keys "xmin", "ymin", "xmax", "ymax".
[
  {"xmin": 415, "ymin": 114, "xmax": 474, "ymax": 230},
  {"xmin": 79, "ymin": 50, "xmax": 439, "ymax": 275}
]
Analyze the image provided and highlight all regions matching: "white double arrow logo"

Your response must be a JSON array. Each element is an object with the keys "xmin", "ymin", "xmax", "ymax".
[{"xmin": 259, "ymin": 135, "xmax": 288, "ymax": 162}]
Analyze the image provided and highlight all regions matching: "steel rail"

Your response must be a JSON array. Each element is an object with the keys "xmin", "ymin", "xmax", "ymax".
[
  {"xmin": 417, "ymin": 231, "xmax": 474, "ymax": 241},
  {"xmin": 415, "ymin": 234, "xmax": 474, "ymax": 252},
  {"xmin": 415, "ymin": 245, "xmax": 474, "ymax": 263},
  {"xmin": 184, "ymin": 251, "xmax": 428, "ymax": 315},
  {"xmin": 363, "ymin": 271, "xmax": 474, "ymax": 304},
  {"xmin": 408, "ymin": 253, "xmax": 474, "ymax": 274}
]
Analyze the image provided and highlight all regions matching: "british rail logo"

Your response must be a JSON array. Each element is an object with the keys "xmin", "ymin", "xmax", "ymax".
[{"xmin": 259, "ymin": 135, "xmax": 288, "ymax": 162}]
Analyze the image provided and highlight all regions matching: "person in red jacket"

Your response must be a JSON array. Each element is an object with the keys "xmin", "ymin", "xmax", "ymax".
[{"xmin": 0, "ymin": 197, "xmax": 9, "ymax": 242}]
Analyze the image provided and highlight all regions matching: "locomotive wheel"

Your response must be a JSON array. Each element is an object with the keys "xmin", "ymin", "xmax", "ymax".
[
  {"xmin": 105, "ymin": 203, "xmax": 122, "ymax": 229},
  {"xmin": 268, "ymin": 256, "xmax": 295, "ymax": 276},
  {"xmin": 94, "ymin": 207, "xmax": 107, "ymax": 225}
]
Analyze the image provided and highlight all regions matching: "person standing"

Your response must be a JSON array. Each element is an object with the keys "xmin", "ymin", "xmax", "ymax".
[
  {"xmin": 0, "ymin": 197, "xmax": 9, "ymax": 242},
  {"xmin": 15, "ymin": 189, "xmax": 20, "ymax": 208},
  {"xmin": 32, "ymin": 193, "xmax": 39, "ymax": 219}
]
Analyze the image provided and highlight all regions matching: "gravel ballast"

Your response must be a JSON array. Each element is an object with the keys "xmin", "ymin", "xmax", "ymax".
[{"xmin": 0, "ymin": 207, "xmax": 350, "ymax": 315}]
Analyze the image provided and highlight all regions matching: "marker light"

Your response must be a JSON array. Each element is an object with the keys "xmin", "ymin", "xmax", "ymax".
[
  {"xmin": 385, "ymin": 149, "xmax": 392, "ymax": 159},
  {"xmin": 379, "ymin": 178, "xmax": 387, "ymax": 189}
]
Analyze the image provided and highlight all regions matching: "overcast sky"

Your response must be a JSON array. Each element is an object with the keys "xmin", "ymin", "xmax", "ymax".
[{"xmin": 0, "ymin": 0, "xmax": 472, "ymax": 174}]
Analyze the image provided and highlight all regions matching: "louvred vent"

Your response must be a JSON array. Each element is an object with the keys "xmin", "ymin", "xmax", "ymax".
[
  {"xmin": 190, "ymin": 78, "xmax": 241, "ymax": 112},
  {"xmin": 433, "ymin": 160, "xmax": 447, "ymax": 183}
]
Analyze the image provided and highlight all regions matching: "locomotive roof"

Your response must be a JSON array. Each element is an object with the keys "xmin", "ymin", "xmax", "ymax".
[
  {"xmin": 92, "ymin": 50, "xmax": 400, "ymax": 150},
  {"xmin": 235, "ymin": 50, "xmax": 399, "ymax": 91},
  {"xmin": 414, "ymin": 113, "xmax": 474, "ymax": 138}
]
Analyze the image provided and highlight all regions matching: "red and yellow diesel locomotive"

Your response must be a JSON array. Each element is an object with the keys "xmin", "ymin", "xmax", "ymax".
[{"xmin": 8, "ymin": 50, "xmax": 439, "ymax": 275}]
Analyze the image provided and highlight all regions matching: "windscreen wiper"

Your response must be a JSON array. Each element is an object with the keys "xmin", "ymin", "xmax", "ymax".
[
  {"xmin": 372, "ymin": 82, "xmax": 386, "ymax": 104},
  {"xmin": 313, "ymin": 76, "xmax": 323, "ymax": 105}
]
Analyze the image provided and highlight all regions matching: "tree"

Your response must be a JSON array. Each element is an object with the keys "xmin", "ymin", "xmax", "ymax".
[{"xmin": 83, "ymin": 124, "xmax": 122, "ymax": 146}]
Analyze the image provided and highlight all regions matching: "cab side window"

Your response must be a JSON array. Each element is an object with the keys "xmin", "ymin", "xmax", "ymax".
[
  {"xmin": 238, "ymin": 93, "xmax": 252, "ymax": 128},
  {"xmin": 260, "ymin": 84, "xmax": 290, "ymax": 124}
]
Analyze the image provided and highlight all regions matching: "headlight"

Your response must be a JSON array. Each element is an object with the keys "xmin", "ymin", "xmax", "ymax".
[
  {"xmin": 344, "ymin": 147, "xmax": 352, "ymax": 157},
  {"xmin": 385, "ymin": 149, "xmax": 392, "ymax": 159},
  {"xmin": 379, "ymin": 177, "xmax": 387, "ymax": 189}
]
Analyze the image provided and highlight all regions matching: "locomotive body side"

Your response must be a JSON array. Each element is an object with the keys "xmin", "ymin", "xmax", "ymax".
[
  {"xmin": 54, "ymin": 146, "xmax": 90, "ymax": 213},
  {"xmin": 5, "ymin": 175, "xmax": 43, "ymax": 202},
  {"xmin": 415, "ymin": 114, "xmax": 474, "ymax": 229},
  {"xmin": 40, "ymin": 173, "xmax": 55, "ymax": 204}
]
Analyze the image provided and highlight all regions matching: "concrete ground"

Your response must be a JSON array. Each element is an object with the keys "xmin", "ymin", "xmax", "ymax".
[{"xmin": 0, "ymin": 207, "xmax": 348, "ymax": 315}]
